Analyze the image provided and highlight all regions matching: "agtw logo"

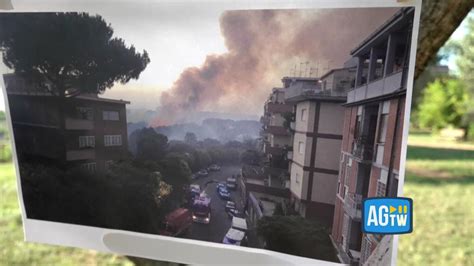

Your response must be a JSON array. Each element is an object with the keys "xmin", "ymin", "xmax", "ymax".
[{"xmin": 362, "ymin": 197, "xmax": 413, "ymax": 234}]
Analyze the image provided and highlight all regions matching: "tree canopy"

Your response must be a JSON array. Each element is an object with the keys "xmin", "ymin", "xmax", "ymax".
[
  {"xmin": 135, "ymin": 128, "xmax": 169, "ymax": 161},
  {"xmin": 416, "ymin": 0, "xmax": 474, "ymax": 78},
  {"xmin": 184, "ymin": 132, "xmax": 197, "ymax": 145},
  {"xmin": 257, "ymin": 215, "xmax": 338, "ymax": 262},
  {"xmin": 418, "ymin": 78, "xmax": 468, "ymax": 131},
  {"xmin": 0, "ymin": 12, "xmax": 150, "ymax": 97},
  {"xmin": 451, "ymin": 15, "xmax": 474, "ymax": 138}
]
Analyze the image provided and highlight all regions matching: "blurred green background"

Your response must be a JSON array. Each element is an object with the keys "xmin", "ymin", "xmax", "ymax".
[{"xmin": 1, "ymin": 6, "xmax": 474, "ymax": 266}]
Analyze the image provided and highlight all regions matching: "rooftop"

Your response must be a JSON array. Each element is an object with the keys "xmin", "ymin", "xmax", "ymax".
[
  {"xmin": 350, "ymin": 7, "xmax": 414, "ymax": 56},
  {"xmin": 319, "ymin": 67, "xmax": 356, "ymax": 80},
  {"xmin": 281, "ymin": 76, "xmax": 319, "ymax": 82},
  {"xmin": 4, "ymin": 74, "xmax": 130, "ymax": 104}
]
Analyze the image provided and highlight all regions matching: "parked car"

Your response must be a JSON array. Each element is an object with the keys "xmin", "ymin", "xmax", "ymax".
[
  {"xmin": 218, "ymin": 187, "xmax": 231, "ymax": 200},
  {"xmin": 187, "ymin": 184, "xmax": 201, "ymax": 204},
  {"xmin": 190, "ymin": 184, "xmax": 200, "ymax": 196},
  {"xmin": 198, "ymin": 169, "xmax": 209, "ymax": 177},
  {"xmin": 231, "ymin": 217, "xmax": 248, "ymax": 233},
  {"xmin": 216, "ymin": 182, "xmax": 226, "ymax": 191},
  {"xmin": 160, "ymin": 208, "xmax": 192, "ymax": 237},
  {"xmin": 226, "ymin": 208, "xmax": 241, "ymax": 218},
  {"xmin": 226, "ymin": 177, "xmax": 237, "ymax": 190},
  {"xmin": 225, "ymin": 201, "xmax": 236, "ymax": 212},
  {"xmin": 208, "ymin": 164, "xmax": 221, "ymax": 171},
  {"xmin": 222, "ymin": 228, "xmax": 246, "ymax": 246}
]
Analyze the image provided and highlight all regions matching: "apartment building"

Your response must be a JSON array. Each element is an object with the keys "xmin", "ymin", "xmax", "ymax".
[
  {"xmin": 260, "ymin": 88, "xmax": 293, "ymax": 168},
  {"xmin": 283, "ymin": 70, "xmax": 354, "ymax": 227},
  {"xmin": 330, "ymin": 8, "xmax": 414, "ymax": 265},
  {"xmin": 4, "ymin": 74, "xmax": 129, "ymax": 174}
]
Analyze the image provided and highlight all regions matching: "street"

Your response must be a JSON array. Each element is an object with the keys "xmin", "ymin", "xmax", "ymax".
[{"xmin": 185, "ymin": 164, "xmax": 243, "ymax": 244}]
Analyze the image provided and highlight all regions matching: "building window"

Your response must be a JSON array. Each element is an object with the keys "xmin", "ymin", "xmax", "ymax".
[
  {"xmin": 376, "ymin": 169, "xmax": 388, "ymax": 197},
  {"xmin": 374, "ymin": 57, "xmax": 385, "ymax": 80},
  {"xmin": 377, "ymin": 114, "xmax": 388, "ymax": 143},
  {"xmin": 345, "ymin": 164, "xmax": 350, "ymax": 184},
  {"xmin": 376, "ymin": 181, "xmax": 386, "ymax": 197},
  {"xmin": 295, "ymin": 172, "xmax": 300, "ymax": 184},
  {"xmin": 342, "ymin": 214, "xmax": 350, "ymax": 251},
  {"xmin": 301, "ymin": 108, "xmax": 307, "ymax": 121},
  {"xmin": 355, "ymin": 115, "xmax": 362, "ymax": 135},
  {"xmin": 76, "ymin": 107, "xmax": 93, "ymax": 120},
  {"xmin": 79, "ymin": 136, "xmax": 95, "ymax": 148},
  {"xmin": 337, "ymin": 181, "xmax": 341, "ymax": 194},
  {"xmin": 298, "ymin": 141, "xmax": 304, "ymax": 154},
  {"xmin": 102, "ymin": 110, "xmax": 120, "ymax": 121},
  {"xmin": 361, "ymin": 236, "xmax": 373, "ymax": 264},
  {"xmin": 81, "ymin": 162, "xmax": 96, "ymax": 173},
  {"xmin": 104, "ymin": 135, "xmax": 122, "ymax": 146}
]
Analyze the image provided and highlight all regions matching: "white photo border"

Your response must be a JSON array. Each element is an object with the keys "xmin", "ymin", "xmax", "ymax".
[{"xmin": 0, "ymin": 0, "xmax": 421, "ymax": 265}]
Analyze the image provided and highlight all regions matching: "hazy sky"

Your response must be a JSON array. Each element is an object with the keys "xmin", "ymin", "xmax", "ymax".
[
  {"xmin": 0, "ymin": 2, "xmax": 469, "ymax": 114},
  {"xmin": 1, "ymin": 0, "xmax": 230, "ymax": 111}
]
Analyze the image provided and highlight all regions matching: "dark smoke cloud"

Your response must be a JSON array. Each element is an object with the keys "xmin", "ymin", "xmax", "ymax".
[{"xmin": 154, "ymin": 8, "xmax": 398, "ymax": 126}]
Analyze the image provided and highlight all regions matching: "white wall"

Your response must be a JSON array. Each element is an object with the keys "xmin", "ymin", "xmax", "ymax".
[
  {"xmin": 310, "ymin": 172, "xmax": 338, "ymax": 204},
  {"xmin": 295, "ymin": 101, "xmax": 315, "ymax": 133},
  {"xmin": 318, "ymin": 102, "xmax": 345, "ymax": 135},
  {"xmin": 290, "ymin": 162, "xmax": 308, "ymax": 200},
  {"xmin": 292, "ymin": 132, "xmax": 311, "ymax": 166},
  {"xmin": 314, "ymin": 138, "xmax": 342, "ymax": 171}
]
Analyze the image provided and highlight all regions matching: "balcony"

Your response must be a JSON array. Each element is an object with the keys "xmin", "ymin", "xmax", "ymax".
[
  {"xmin": 265, "ymin": 102, "xmax": 293, "ymax": 114},
  {"xmin": 344, "ymin": 192, "xmax": 362, "ymax": 220},
  {"xmin": 352, "ymin": 136, "xmax": 374, "ymax": 161},
  {"xmin": 265, "ymin": 126, "xmax": 290, "ymax": 136},
  {"xmin": 65, "ymin": 118, "xmax": 94, "ymax": 130},
  {"xmin": 285, "ymin": 84, "xmax": 347, "ymax": 102},
  {"xmin": 264, "ymin": 145, "xmax": 284, "ymax": 156},
  {"xmin": 347, "ymin": 70, "xmax": 403, "ymax": 104},
  {"xmin": 66, "ymin": 149, "xmax": 96, "ymax": 161},
  {"xmin": 260, "ymin": 116, "xmax": 270, "ymax": 125}
]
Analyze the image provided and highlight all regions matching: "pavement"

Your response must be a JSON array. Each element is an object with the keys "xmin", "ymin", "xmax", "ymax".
[{"xmin": 185, "ymin": 164, "xmax": 243, "ymax": 244}]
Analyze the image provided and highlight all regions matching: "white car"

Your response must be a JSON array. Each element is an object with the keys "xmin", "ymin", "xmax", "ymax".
[
  {"xmin": 222, "ymin": 228, "xmax": 246, "ymax": 246},
  {"xmin": 231, "ymin": 217, "xmax": 248, "ymax": 232},
  {"xmin": 225, "ymin": 201, "xmax": 236, "ymax": 212},
  {"xmin": 198, "ymin": 169, "xmax": 209, "ymax": 177},
  {"xmin": 208, "ymin": 164, "xmax": 221, "ymax": 171}
]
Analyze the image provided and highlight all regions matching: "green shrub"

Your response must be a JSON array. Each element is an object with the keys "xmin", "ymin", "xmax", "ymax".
[
  {"xmin": 257, "ymin": 215, "xmax": 338, "ymax": 262},
  {"xmin": 0, "ymin": 143, "xmax": 11, "ymax": 162},
  {"xmin": 418, "ymin": 78, "xmax": 468, "ymax": 130}
]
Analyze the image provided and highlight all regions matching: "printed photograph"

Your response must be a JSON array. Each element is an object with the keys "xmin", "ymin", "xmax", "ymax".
[{"xmin": 1, "ymin": 5, "xmax": 415, "ymax": 264}]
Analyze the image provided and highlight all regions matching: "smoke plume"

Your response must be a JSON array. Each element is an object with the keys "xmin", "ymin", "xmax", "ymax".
[{"xmin": 154, "ymin": 8, "xmax": 398, "ymax": 126}]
